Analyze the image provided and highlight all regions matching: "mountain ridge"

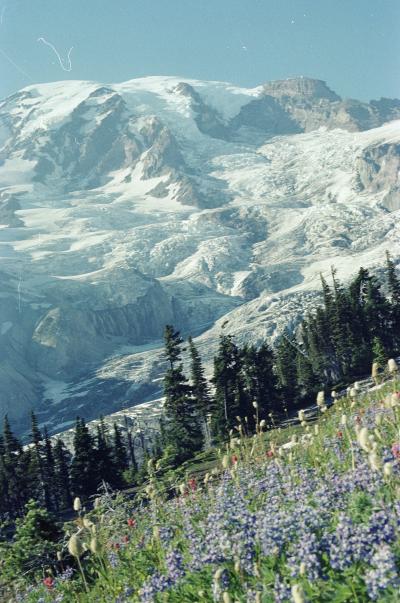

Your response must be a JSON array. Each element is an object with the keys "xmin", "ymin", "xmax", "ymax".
[{"xmin": 0, "ymin": 75, "xmax": 399, "ymax": 433}]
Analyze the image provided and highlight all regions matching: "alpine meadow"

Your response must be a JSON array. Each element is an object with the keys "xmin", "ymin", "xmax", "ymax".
[{"xmin": 1, "ymin": 1, "xmax": 400, "ymax": 601}]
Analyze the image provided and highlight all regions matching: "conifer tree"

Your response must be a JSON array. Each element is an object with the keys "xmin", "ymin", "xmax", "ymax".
[
  {"xmin": 188, "ymin": 336, "xmax": 213, "ymax": 424},
  {"xmin": 212, "ymin": 334, "xmax": 246, "ymax": 435},
  {"xmin": 112, "ymin": 423, "xmax": 128, "ymax": 487},
  {"xmin": 386, "ymin": 251, "xmax": 400, "ymax": 352},
  {"xmin": 275, "ymin": 332, "xmax": 299, "ymax": 412},
  {"xmin": 95, "ymin": 418, "xmax": 116, "ymax": 488},
  {"xmin": 163, "ymin": 325, "xmax": 201, "ymax": 463},
  {"xmin": 29, "ymin": 412, "xmax": 50, "ymax": 509},
  {"xmin": 70, "ymin": 417, "xmax": 97, "ymax": 498},
  {"xmin": 43, "ymin": 427, "xmax": 58, "ymax": 511},
  {"xmin": 242, "ymin": 343, "xmax": 280, "ymax": 423},
  {"xmin": 53, "ymin": 439, "xmax": 72, "ymax": 510}
]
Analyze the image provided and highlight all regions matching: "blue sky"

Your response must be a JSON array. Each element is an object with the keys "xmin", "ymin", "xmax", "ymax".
[{"xmin": 0, "ymin": 0, "xmax": 399, "ymax": 100}]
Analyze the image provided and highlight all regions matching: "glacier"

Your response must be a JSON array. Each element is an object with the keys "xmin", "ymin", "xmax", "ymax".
[{"xmin": 0, "ymin": 75, "xmax": 399, "ymax": 434}]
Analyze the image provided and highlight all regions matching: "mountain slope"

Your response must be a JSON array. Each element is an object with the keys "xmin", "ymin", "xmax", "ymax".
[{"xmin": 0, "ymin": 76, "xmax": 399, "ymax": 432}]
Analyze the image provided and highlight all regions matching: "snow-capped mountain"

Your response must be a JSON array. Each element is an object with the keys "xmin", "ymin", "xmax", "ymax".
[{"xmin": 0, "ymin": 75, "xmax": 399, "ymax": 433}]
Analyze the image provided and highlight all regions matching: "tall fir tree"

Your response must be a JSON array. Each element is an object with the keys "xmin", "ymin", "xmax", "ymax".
[
  {"xmin": 70, "ymin": 417, "xmax": 98, "ymax": 498},
  {"xmin": 188, "ymin": 336, "xmax": 213, "ymax": 423},
  {"xmin": 212, "ymin": 333, "xmax": 247, "ymax": 436},
  {"xmin": 163, "ymin": 325, "xmax": 202, "ymax": 463},
  {"xmin": 53, "ymin": 439, "xmax": 72, "ymax": 509},
  {"xmin": 112, "ymin": 423, "xmax": 128, "ymax": 487}
]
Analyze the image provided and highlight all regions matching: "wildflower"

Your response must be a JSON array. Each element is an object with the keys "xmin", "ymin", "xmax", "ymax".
[
  {"xmin": 232, "ymin": 454, "xmax": 238, "ymax": 464},
  {"xmin": 391, "ymin": 442, "xmax": 400, "ymax": 459},
  {"xmin": 357, "ymin": 427, "xmax": 371, "ymax": 452},
  {"xmin": 127, "ymin": 518, "xmax": 136, "ymax": 528},
  {"xmin": 388, "ymin": 358, "xmax": 398, "ymax": 373},
  {"xmin": 222, "ymin": 455, "xmax": 230, "ymax": 469},
  {"xmin": 89, "ymin": 537, "xmax": 100, "ymax": 554},
  {"xmin": 331, "ymin": 390, "xmax": 337, "ymax": 399},
  {"xmin": 266, "ymin": 450, "xmax": 274, "ymax": 458},
  {"xmin": 73, "ymin": 497, "xmax": 81, "ymax": 512},
  {"xmin": 56, "ymin": 551, "xmax": 62, "ymax": 561},
  {"xmin": 349, "ymin": 387, "xmax": 357, "ymax": 398},
  {"xmin": 291, "ymin": 583, "xmax": 306, "ymax": 603},
  {"xmin": 372, "ymin": 362, "xmax": 379, "ymax": 380},
  {"xmin": 253, "ymin": 400, "xmax": 258, "ymax": 409},
  {"xmin": 122, "ymin": 535, "xmax": 129, "ymax": 544},
  {"xmin": 383, "ymin": 462, "xmax": 393, "ymax": 478},
  {"xmin": 337, "ymin": 431, "xmax": 343, "ymax": 439},
  {"xmin": 368, "ymin": 452, "xmax": 381, "ymax": 472},
  {"xmin": 68, "ymin": 533, "xmax": 83, "ymax": 558},
  {"xmin": 43, "ymin": 577, "xmax": 54, "ymax": 590},
  {"xmin": 188, "ymin": 477, "xmax": 197, "ymax": 491},
  {"xmin": 314, "ymin": 424, "xmax": 319, "ymax": 435},
  {"xmin": 316, "ymin": 391, "xmax": 325, "ymax": 406},
  {"xmin": 364, "ymin": 545, "xmax": 400, "ymax": 600},
  {"xmin": 298, "ymin": 409, "xmax": 306, "ymax": 422},
  {"xmin": 222, "ymin": 593, "xmax": 232, "ymax": 603},
  {"xmin": 340, "ymin": 414, "xmax": 347, "ymax": 425},
  {"xmin": 259, "ymin": 419, "xmax": 266, "ymax": 429}
]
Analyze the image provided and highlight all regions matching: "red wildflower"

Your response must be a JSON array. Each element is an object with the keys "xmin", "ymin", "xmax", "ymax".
[
  {"xmin": 122, "ymin": 535, "xmax": 129, "ymax": 544},
  {"xmin": 114, "ymin": 542, "xmax": 121, "ymax": 550},
  {"xmin": 43, "ymin": 577, "xmax": 54, "ymax": 590},
  {"xmin": 392, "ymin": 442, "xmax": 400, "ymax": 459},
  {"xmin": 127, "ymin": 518, "xmax": 136, "ymax": 528},
  {"xmin": 355, "ymin": 416, "xmax": 361, "ymax": 424},
  {"xmin": 266, "ymin": 450, "xmax": 274, "ymax": 458},
  {"xmin": 232, "ymin": 454, "xmax": 238, "ymax": 464},
  {"xmin": 337, "ymin": 431, "xmax": 343, "ymax": 439},
  {"xmin": 188, "ymin": 478, "xmax": 197, "ymax": 491}
]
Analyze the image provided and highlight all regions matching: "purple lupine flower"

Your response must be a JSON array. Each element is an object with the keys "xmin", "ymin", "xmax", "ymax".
[
  {"xmin": 165, "ymin": 548, "xmax": 185, "ymax": 583},
  {"xmin": 364, "ymin": 545, "xmax": 399, "ymax": 600}
]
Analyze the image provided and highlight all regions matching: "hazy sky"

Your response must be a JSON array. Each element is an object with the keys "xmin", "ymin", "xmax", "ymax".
[{"xmin": 0, "ymin": 0, "xmax": 399, "ymax": 100}]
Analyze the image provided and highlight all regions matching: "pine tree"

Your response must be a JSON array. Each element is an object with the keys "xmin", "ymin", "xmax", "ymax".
[
  {"xmin": 212, "ymin": 334, "xmax": 246, "ymax": 436},
  {"xmin": 386, "ymin": 251, "xmax": 400, "ymax": 352},
  {"xmin": 43, "ymin": 427, "xmax": 58, "ymax": 511},
  {"xmin": 275, "ymin": 332, "xmax": 299, "ymax": 413},
  {"xmin": 2, "ymin": 416, "xmax": 25, "ymax": 514},
  {"xmin": 29, "ymin": 412, "xmax": 50, "ymax": 509},
  {"xmin": 163, "ymin": 325, "xmax": 202, "ymax": 464},
  {"xmin": 95, "ymin": 418, "xmax": 116, "ymax": 488},
  {"xmin": 112, "ymin": 423, "xmax": 128, "ymax": 487},
  {"xmin": 242, "ymin": 343, "xmax": 280, "ymax": 425},
  {"xmin": 53, "ymin": 439, "xmax": 72, "ymax": 510},
  {"xmin": 188, "ymin": 336, "xmax": 213, "ymax": 427},
  {"xmin": 70, "ymin": 417, "xmax": 97, "ymax": 498},
  {"xmin": 372, "ymin": 336, "xmax": 387, "ymax": 368}
]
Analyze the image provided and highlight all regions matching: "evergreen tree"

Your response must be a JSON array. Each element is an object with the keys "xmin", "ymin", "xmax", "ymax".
[
  {"xmin": 386, "ymin": 251, "xmax": 400, "ymax": 352},
  {"xmin": 242, "ymin": 343, "xmax": 280, "ymax": 424},
  {"xmin": 275, "ymin": 332, "xmax": 299, "ymax": 412},
  {"xmin": 43, "ymin": 427, "xmax": 58, "ymax": 511},
  {"xmin": 112, "ymin": 423, "xmax": 128, "ymax": 488},
  {"xmin": 163, "ymin": 325, "xmax": 202, "ymax": 463},
  {"xmin": 29, "ymin": 412, "xmax": 50, "ymax": 509},
  {"xmin": 188, "ymin": 336, "xmax": 213, "ymax": 428},
  {"xmin": 70, "ymin": 418, "xmax": 97, "ymax": 498},
  {"xmin": 53, "ymin": 439, "xmax": 72, "ymax": 510},
  {"xmin": 95, "ymin": 418, "xmax": 116, "ymax": 488},
  {"xmin": 372, "ymin": 336, "xmax": 387, "ymax": 368},
  {"xmin": 212, "ymin": 334, "xmax": 246, "ymax": 436}
]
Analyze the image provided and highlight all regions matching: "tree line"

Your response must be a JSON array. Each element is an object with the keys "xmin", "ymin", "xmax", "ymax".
[
  {"xmin": 159, "ymin": 253, "xmax": 400, "ymax": 464},
  {"xmin": 1, "ymin": 254, "xmax": 399, "ymax": 517}
]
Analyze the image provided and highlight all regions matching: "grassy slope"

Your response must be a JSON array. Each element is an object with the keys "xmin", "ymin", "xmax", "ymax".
[{"xmin": 13, "ymin": 379, "xmax": 400, "ymax": 602}]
